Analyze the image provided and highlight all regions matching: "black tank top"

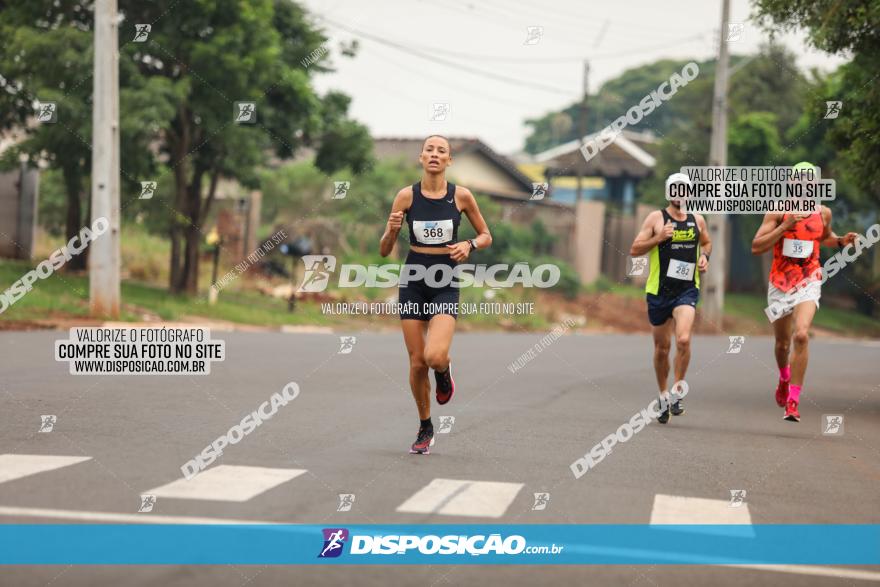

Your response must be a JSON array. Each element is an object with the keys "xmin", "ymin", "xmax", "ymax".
[
  {"xmin": 406, "ymin": 181, "xmax": 461, "ymax": 248},
  {"xmin": 646, "ymin": 209, "xmax": 701, "ymax": 296}
]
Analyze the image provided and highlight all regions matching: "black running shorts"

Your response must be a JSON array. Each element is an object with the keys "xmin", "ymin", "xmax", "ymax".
[{"xmin": 398, "ymin": 251, "xmax": 460, "ymax": 321}]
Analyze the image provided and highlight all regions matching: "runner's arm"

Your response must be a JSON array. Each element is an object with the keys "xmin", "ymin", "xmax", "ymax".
[
  {"xmin": 630, "ymin": 211, "xmax": 662, "ymax": 256},
  {"xmin": 379, "ymin": 188, "xmax": 411, "ymax": 257},
  {"xmin": 696, "ymin": 214, "xmax": 712, "ymax": 271},
  {"xmin": 460, "ymin": 188, "xmax": 492, "ymax": 249},
  {"xmin": 696, "ymin": 214, "xmax": 712, "ymax": 256},
  {"xmin": 819, "ymin": 206, "xmax": 858, "ymax": 248},
  {"xmin": 751, "ymin": 212, "xmax": 787, "ymax": 254},
  {"xmin": 448, "ymin": 187, "xmax": 492, "ymax": 262}
]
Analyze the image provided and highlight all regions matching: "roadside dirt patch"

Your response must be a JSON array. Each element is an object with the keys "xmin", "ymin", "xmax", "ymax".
[
  {"xmin": 534, "ymin": 291, "xmax": 766, "ymax": 334},
  {"xmin": 0, "ymin": 316, "xmax": 104, "ymax": 331}
]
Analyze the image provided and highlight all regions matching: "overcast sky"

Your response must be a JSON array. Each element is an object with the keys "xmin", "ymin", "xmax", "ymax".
[{"xmin": 302, "ymin": 0, "xmax": 846, "ymax": 154}]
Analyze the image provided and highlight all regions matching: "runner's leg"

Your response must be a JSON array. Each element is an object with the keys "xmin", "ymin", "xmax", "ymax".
[
  {"xmin": 652, "ymin": 319, "xmax": 675, "ymax": 393},
  {"xmin": 402, "ymin": 319, "xmax": 430, "ymax": 420},
  {"xmin": 671, "ymin": 304, "xmax": 696, "ymax": 382},
  {"xmin": 790, "ymin": 301, "xmax": 818, "ymax": 388},
  {"xmin": 424, "ymin": 314, "xmax": 456, "ymax": 372},
  {"xmin": 772, "ymin": 312, "xmax": 793, "ymax": 371},
  {"xmin": 771, "ymin": 311, "xmax": 794, "ymax": 407}
]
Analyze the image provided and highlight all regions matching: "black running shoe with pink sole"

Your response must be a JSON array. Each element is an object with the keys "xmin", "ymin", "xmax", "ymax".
[
  {"xmin": 435, "ymin": 364, "xmax": 455, "ymax": 405},
  {"xmin": 671, "ymin": 399, "xmax": 685, "ymax": 416},
  {"xmin": 657, "ymin": 405, "xmax": 670, "ymax": 424},
  {"xmin": 410, "ymin": 426, "xmax": 435, "ymax": 455}
]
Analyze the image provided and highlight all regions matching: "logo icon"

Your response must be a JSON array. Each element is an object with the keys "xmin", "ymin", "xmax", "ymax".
[
  {"xmin": 139, "ymin": 181, "xmax": 157, "ymax": 200},
  {"xmin": 531, "ymin": 492, "xmax": 550, "ymax": 511},
  {"xmin": 138, "ymin": 494, "xmax": 156, "ymax": 513},
  {"xmin": 36, "ymin": 102, "xmax": 57, "ymax": 123},
  {"xmin": 729, "ymin": 489, "xmax": 747, "ymax": 508},
  {"xmin": 38, "ymin": 415, "xmax": 57, "ymax": 433},
  {"xmin": 338, "ymin": 336, "xmax": 356, "ymax": 355},
  {"xmin": 333, "ymin": 181, "xmax": 350, "ymax": 200},
  {"xmin": 234, "ymin": 102, "xmax": 257, "ymax": 124},
  {"xmin": 437, "ymin": 416, "xmax": 455, "ymax": 434},
  {"xmin": 822, "ymin": 414, "xmax": 844, "ymax": 435},
  {"xmin": 298, "ymin": 255, "xmax": 336, "ymax": 293},
  {"xmin": 824, "ymin": 101, "xmax": 842, "ymax": 119},
  {"xmin": 430, "ymin": 102, "xmax": 450, "ymax": 122},
  {"xmin": 726, "ymin": 23, "xmax": 744, "ymax": 42},
  {"xmin": 524, "ymin": 26, "xmax": 544, "ymax": 45},
  {"xmin": 318, "ymin": 528, "xmax": 349, "ymax": 558},
  {"xmin": 337, "ymin": 494, "xmax": 355, "ymax": 512},
  {"xmin": 530, "ymin": 182, "xmax": 548, "ymax": 201},
  {"xmin": 628, "ymin": 257, "xmax": 648, "ymax": 276},
  {"xmin": 727, "ymin": 336, "xmax": 745, "ymax": 354},
  {"xmin": 133, "ymin": 24, "xmax": 151, "ymax": 42}
]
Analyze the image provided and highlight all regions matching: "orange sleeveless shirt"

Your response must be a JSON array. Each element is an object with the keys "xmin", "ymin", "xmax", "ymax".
[{"xmin": 769, "ymin": 212, "xmax": 824, "ymax": 293}]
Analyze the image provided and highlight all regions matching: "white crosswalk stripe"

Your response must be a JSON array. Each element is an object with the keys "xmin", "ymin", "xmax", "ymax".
[
  {"xmin": 650, "ymin": 493, "xmax": 754, "ymax": 536},
  {"xmin": 145, "ymin": 465, "xmax": 308, "ymax": 502},
  {"xmin": 0, "ymin": 454, "xmax": 92, "ymax": 485},
  {"xmin": 396, "ymin": 478, "xmax": 523, "ymax": 518},
  {"xmin": 2, "ymin": 458, "xmax": 879, "ymax": 582}
]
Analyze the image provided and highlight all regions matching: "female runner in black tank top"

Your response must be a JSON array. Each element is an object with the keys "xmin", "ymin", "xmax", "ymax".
[{"xmin": 379, "ymin": 135, "xmax": 492, "ymax": 455}]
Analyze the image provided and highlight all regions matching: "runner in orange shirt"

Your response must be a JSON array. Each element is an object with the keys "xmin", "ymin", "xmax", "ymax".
[{"xmin": 750, "ymin": 163, "xmax": 858, "ymax": 422}]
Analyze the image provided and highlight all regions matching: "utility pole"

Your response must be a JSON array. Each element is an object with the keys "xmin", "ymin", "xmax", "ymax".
[
  {"xmin": 703, "ymin": 0, "xmax": 730, "ymax": 325},
  {"xmin": 90, "ymin": 0, "xmax": 121, "ymax": 318},
  {"xmin": 575, "ymin": 60, "xmax": 590, "ymax": 200}
]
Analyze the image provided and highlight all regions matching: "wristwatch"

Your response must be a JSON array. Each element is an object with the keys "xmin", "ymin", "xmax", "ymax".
[{"xmin": 468, "ymin": 239, "xmax": 478, "ymax": 251}]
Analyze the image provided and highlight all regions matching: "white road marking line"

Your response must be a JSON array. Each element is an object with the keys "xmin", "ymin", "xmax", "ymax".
[
  {"xmin": 650, "ymin": 494, "xmax": 754, "ymax": 537},
  {"xmin": 721, "ymin": 564, "xmax": 880, "ymax": 582},
  {"xmin": 0, "ymin": 508, "xmax": 877, "ymax": 580},
  {"xmin": 0, "ymin": 506, "xmax": 281, "ymax": 525},
  {"xmin": 279, "ymin": 325, "xmax": 333, "ymax": 334},
  {"xmin": 0, "ymin": 454, "xmax": 92, "ymax": 485},
  {"xmin": 396, "ymin": 478, "xmax": 523, "ymax": 518},
  {"xmin": 145, "ymin": 465, "xmax": 307, "ymax": 502}
]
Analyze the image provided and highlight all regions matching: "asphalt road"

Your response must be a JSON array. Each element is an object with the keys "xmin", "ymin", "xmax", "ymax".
[{"xmin": 1, "ymin": 329, "xmax": 879, "ymax": 586}]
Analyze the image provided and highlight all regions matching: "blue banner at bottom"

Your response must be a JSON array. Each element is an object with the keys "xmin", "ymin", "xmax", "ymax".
[{"xmin": 1, "ymin": 524, "xmax": 877, "ymax": 565}]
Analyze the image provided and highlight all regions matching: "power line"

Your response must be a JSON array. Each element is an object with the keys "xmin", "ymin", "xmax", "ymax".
[
  {"xmin": 468, "ymin": 0, "xmax": 706, "ymax": 46},
  {"xmin": 384, "ymin": 33, "xmax": 710, "ymax": 64},
  {"xmin": 503, "ymin": 0, "xmax": 706, "ymax": 36},
  {"xmin": 319, "ymin": 16, "xmax": 578, "ymax": 96},
  {"xmin": 322, "ymin": 15, "xmax": 708, "ymax": 65},
  {"xmin": 333, "ymin": 47, "xmax": 536, "ymax": 138},
  {"xmin": 361, "ymin": 42, "xmax": 564, "ymax": 113}
]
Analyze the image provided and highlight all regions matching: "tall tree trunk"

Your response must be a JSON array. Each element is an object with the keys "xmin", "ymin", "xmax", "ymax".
[
  {"xmin": 169, "ymin": 106, "xmax": 191, "ymax": 293},
  {"xmin": 62, "ymin": 165, "xmax": 86, "ymax": 271},
  {"xmin": 199, "ymin": 167, "xmax": 220, "ymax": 226},
  {"xmin": 181, "ymin": 166, "xmax": 204, "ymax": 295},
  {"xmin": 170, "ymin": 159, "xmax": 188, "ymax": 292},
  {"xmin": 169, "ymin": 225, "xmax": 181, "ymax": 291}
]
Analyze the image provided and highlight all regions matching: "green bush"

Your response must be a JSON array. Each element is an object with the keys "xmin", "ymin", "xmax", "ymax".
[{"xmin": 534, "ymin": 255, "xmax": 581, "ymax": 299}]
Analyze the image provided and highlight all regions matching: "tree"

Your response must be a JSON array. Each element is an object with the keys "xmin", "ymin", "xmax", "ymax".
[
  {"xmin": 524, "ymin": 58, "xmax": 719, "ymax": 154},
  {"xmin": 636, "ymin": 44, "xmax": 807, "ymax": 205},
  {"xmin": 728, "ymin": 112, "xmax": 782, "ymax": 166},
  {"xmin": 0, "ymin": 17, "xmax": 95, "ymax": 269},
  {"xmin": 1, "ymin": 1, "xmax": 372, "ymax": 295},
  {"xmin": 753, "ymin": 0, "xmax": 880, "ymax": 205},
  {"xmin": 0, "ymin": 3, "xmax": 176, "ymax": 268},
  {"xmin": 121, "ymin": 0, "xmax": 372, "ymax": 293}
]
